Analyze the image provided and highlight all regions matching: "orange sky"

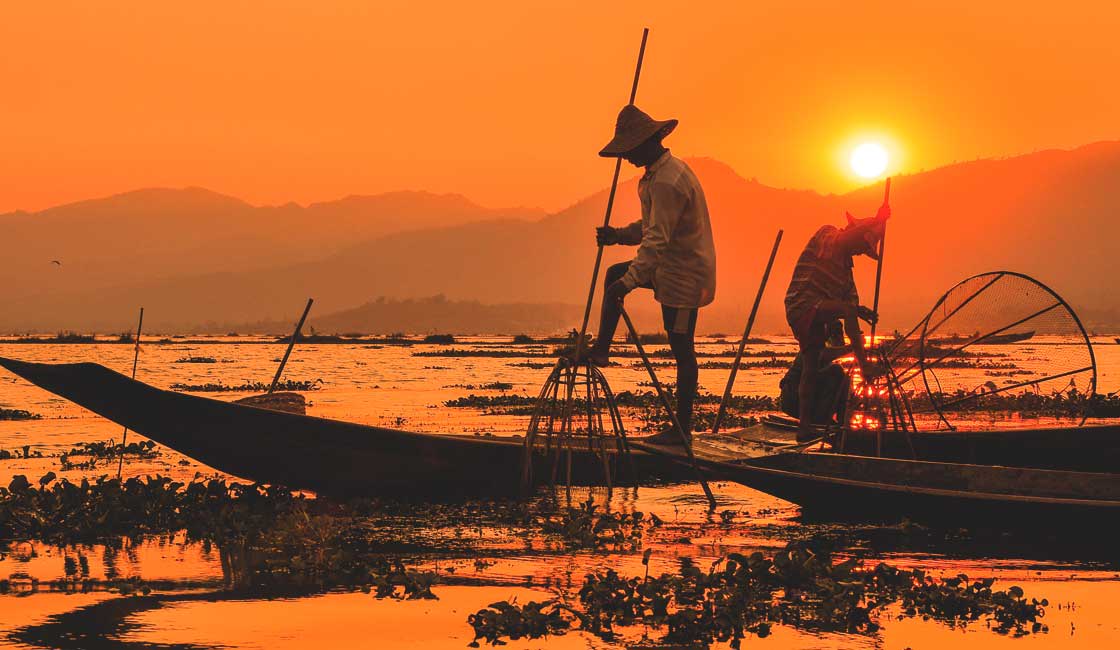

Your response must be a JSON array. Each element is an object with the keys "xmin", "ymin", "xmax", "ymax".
[{"xmin": 2, "ymin": 2, "xmax": 1118, "ymax": 213}]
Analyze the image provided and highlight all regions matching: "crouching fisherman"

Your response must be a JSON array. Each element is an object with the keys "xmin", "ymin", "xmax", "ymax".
[
  {"xmin": 586, "ymin": 105, "xmax": 717, "ymax": 446},
  {"xmin": 784, "ymin": 206, "xmax": 888, "ymax": 442},
  {"xmin": 779, "ymin": 321, "xmax": 850, "ymax": 428}
]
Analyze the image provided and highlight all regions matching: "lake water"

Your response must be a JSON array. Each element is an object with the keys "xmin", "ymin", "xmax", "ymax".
[{"xmin": 2, "ymin": 336, "xmax": 1119, "ymax": 649}]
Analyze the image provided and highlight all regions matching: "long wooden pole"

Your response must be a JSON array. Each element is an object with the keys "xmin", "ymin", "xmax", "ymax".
[
  {"xmin": 269, "ymin": 298, "xmax": 314, "ymax": 394},
  {"xmin": 570, "ymin": 27, "xmax": 649, "ymax": 369},
  {"xmin": 869, "ymin": 178, "xmax": 891, "ymax": 345},
  {"xmin": 711, "ymin": 230, "xmax": 783, "ymax": 437},
  {"xmin": 620, "ymin": 306, "xmax": 717, "ymax": 511},
  {"xmin": 116, "ymin": 307, "xmax": 144, "ymax": 479}
]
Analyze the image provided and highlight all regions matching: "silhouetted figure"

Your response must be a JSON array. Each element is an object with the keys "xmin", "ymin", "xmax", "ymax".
[
  {"xmin": 785, "ymin": 207, "xmax": 887, "ymax": 442},
  {"xmin": 588, "ymin": 105, "xmax": 716, "ymax": 445},
  {"xmin": 779, "ymin": 321, "xmax": 850, "ymax": 426}
]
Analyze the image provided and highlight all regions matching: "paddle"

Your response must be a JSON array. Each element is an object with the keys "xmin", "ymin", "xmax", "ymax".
[
  {"xmin": 116, "ymin": 307, "xmax": 143, "ymax": 479},
  {"xmin": 711, "ymin": 229, "xmax": 783, "ymax": 437},
  {"xmin": 620, "ymin": 306, "xmax": 717, "ymax": 511}
]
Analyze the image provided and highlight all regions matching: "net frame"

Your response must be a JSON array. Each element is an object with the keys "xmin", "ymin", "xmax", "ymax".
[{"xmin": 888, "ymin": 271, "xmax": 1097, "ymax": 429}]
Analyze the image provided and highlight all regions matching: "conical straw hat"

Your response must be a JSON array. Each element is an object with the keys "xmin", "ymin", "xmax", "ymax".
[{"xmin": 598, "ymin": 104, "xmax": 678, "ymax": 157}]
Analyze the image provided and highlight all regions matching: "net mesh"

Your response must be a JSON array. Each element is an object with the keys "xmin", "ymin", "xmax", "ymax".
[{"xmin": 885, "ymin": 272, "xmax": 1096, "ymax": 430}]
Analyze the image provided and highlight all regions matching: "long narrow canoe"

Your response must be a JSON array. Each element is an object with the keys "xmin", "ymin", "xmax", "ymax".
[
  {"xmin": 0, "ymin": 357, "xmax": 690, "ymax": 496},
  {"xmin": 758, "ymin": 414, "xmax": 1120, "ymax": 473},
  {"xmin": 651, "ymin": 443, "xmax": 1120, "ymax": 522}
]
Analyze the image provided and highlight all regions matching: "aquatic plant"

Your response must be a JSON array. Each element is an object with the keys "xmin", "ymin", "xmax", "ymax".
[
  {"xmin": 58, "ymin": 440, "xmax": 159, "ymax": 470},
  {"xmin": 512, "ymin": 334, "xmax": 536, "ymax": 344},
  {"xmin": 170, "ymin": 379, "xmax": 322, "ymax": 392},
  {"xmin": 173, "ymin": 356, "xmax": 218, "ymax": 363},
  {"xmin": 0, "ymin": 407, "xmax": 41, "ymax": 421},
  {"xmin": 423, "ymin": 334, "xmax": 457, "ymax": 344},
  {"xmin": 466, "ymin": 543, "xmax": 1048, "ymax": 647},
  {"xmin": 536, "ymin": 498, "xmax": 661, "ymax": 550},
  {"xmin": 0, "ymin": 473, "xmax": 439, "ymax": 595},
  {"xmin": 0, "ymin": 445, "xmax": 44, "ymax": 460}
]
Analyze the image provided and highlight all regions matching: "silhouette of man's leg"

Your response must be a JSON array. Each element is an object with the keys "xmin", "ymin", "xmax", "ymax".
[
  {"xmin": 666, "ymin": 306, "xmax": 698, "ymax": 440},
  {"xmin": 589, "ymin": 262, "xmax": 631, "ymax": 362}
]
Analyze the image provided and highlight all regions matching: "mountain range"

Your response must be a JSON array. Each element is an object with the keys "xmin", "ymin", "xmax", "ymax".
[{"xmin": 4, "ymin": 142, "xmax": 1119, "ymax": 335}]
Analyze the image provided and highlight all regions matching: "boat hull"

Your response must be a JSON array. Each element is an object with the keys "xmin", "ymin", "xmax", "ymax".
[
  {"xmin": 0, "ymin": 357, "xmax": 689, "ymax": 496},
  {"xmin": 714, "ymin": 450, "xmax": 1120, "ymax": 523}
]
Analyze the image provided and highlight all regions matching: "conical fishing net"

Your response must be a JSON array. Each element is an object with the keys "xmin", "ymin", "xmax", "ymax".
[{"xmin": 885, "ymin": 272, "xmax": 1096, "ymax": 429}]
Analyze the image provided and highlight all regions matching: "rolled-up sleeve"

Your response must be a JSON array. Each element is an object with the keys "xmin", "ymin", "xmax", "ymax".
[{"xmin": 621, "ymin": 182, "xmax": 686, "ymax": 289}]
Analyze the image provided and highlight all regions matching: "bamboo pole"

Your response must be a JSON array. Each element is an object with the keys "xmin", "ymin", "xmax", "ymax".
[
  {"xmin": 869, "ymin": 178, "xmax": 891, "ymax": 344},
  {"xmin": 569, "ymin": 27, "xmax": 649, "ymax": 369},
  {"xmin": 711, "ymin": 230, "xmax": 783, "ymax": 437},
  {"xmin": 116, "ymin": 307, "xmax": 144, "ymax": 479},
  {"xmin": 269, "ymin": 298, "xmax": 314, "ymax": 394},
  {"xmin": 620, "ymin": 306, "xmax": 716, "ymax": 511}
]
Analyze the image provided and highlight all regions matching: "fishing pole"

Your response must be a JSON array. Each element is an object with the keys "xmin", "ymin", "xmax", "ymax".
[
  {"xmin": 620, "ymin": 306, "xmax": 717, "ymax": 510},
  {"xmin": 711, "ymin": 229, "xmax": 783, "ymax": 437},
  {"xmin": 117, "ymin": 307, "xmax": 144, "ymax": 479},
  {"xmin": 567, "ymin": 28, "xmax": 648, "ymax": 371},
  {"xmin": 869, "ymin": 177, "xmax": 891, "ymax": 345}
]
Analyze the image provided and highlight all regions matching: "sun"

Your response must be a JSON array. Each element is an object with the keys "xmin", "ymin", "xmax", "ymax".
[{"xmin": 850, "ymin": 142, "xmax": 889, "ymax": 179}]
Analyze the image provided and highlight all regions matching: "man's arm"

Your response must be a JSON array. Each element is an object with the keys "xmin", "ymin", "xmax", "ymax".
[
  {"xmin": 619, "ymin": 182, "xmax": 685, "ymax": 290},
  {"xmin": 615, "ymin": 220, "xmax": 643, "ymax": 246}
]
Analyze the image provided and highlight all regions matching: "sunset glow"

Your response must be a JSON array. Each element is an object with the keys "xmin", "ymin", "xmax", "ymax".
[{"xmin": 850, "ymin": 142, "xmax": 889, "ymax": 178}]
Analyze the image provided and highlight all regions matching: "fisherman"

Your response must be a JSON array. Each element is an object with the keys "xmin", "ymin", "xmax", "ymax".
[
  {"xmin": 779, "ymin": 320, "xmax": 850, "ymax": 426},
  {"xmin": 785, "ymin": 206, "xmax": 888, "ymax": 442},
  {"xmin": 586, "ymin": 105, "xmax": 716, "ymax": 446}
]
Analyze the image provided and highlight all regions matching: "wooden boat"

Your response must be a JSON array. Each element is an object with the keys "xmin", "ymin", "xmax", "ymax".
[
  {"xmin": 641, "ymin": 431, "xmax": 1120, "ymax": 523},
  {"xmin": 929, "ymin": 330, "xmax": 1035, "ymax": 346},
  {"xmin": 0, "ymin": 357, "xmax": 690, "ymax": 496},
  {"xmin": 746, "ymin": 414, "xmax": 1120, "ymax": 474}
]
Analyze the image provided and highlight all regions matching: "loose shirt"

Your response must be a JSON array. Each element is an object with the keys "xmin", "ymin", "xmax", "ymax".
[
  {"xmin": 617, "ymin": 151, "xmax": 717, "ymax": 309},
  {"xmin": 784, "ymin": 225, "xmax": 859, "ymax": 329}
]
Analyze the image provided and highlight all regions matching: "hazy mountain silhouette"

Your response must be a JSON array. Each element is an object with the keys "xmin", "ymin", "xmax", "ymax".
[
  {"xmin": 5, "ymin": 142, "xmax": 1119, "ymax": 334},
  {"xmin": 0, "ymin": 188, "xmax": 544, "ymax": 303}
]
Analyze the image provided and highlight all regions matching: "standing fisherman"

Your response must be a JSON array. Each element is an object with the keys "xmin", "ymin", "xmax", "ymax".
[
  {"xmin": 784, "ymin": 207, "xmax": 889, "ymax": 442},
  {"xmin": 585, "ymin": 105, "xmax": 717, "ymax": 446}
]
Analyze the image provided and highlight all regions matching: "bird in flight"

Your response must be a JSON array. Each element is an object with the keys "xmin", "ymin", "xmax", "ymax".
[{"xmin": 50, "ymin": 260, "xmax": 62, "ymax": 267}]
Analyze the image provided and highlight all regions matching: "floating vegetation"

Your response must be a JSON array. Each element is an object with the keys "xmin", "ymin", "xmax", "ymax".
[
  {"xmin": 173, "ymin": 356, "xmax": 218, "ymax": 364},
  {"xmin": 919, "ymin": 388, "xmax": 1120, "ymax": 418},
  {"xmin": 171, "ymin": 379, "xmax": 323, "ymax": 392},
  {"xmin": 512, "ymin": 334, "xmax": 536, "ymax": 344},
  {"xmin": 423, "ymin": 334, "xmax": 457, "ymax": 344},
  {"xmin": 58, "ymin": 440, "xmax": 159, "ymax": 470},
  {"xmin": 446, "ymin": 382, "xmax": 514, "ymax": 391},
  {"xmin": 0, "ymin": 407, "xmax": 41, "ymax": 421},
  {"xmin": 0, "ymin": 474, "xmax": 438, "ymax": 595},
  {"xmin": 507, "ymin": 361, "xmax": 557, "ymax": 370},
  {"xmin": 467, "ymin": 543, "xmax": 1048, "ymax": 647},
  {"xmin": 536, "ymin": 498, "xmax": 661, "ymax": 550},
  {"xmin": 443, "ymin": 391, "xmax": 778, "ymax": 416},
  {"xmin": 0, "ymin": 445, "xmax": 44, "ymax": 461}
]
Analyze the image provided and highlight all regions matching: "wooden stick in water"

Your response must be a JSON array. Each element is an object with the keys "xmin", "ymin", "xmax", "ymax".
[
  {"xmin": 620, "ymin": 306, "xmax": 716, "ymax": 510},
  {"xmin": 117, "ymin": 307, "xmax": 144, "ymax": 479},
  {"xmin": 269, "ymin": 298, "xmax": 314, "ymax": 394},
  {"xmin": 711, "ymin": 229, "xmax": 783, "ymax": 437}
]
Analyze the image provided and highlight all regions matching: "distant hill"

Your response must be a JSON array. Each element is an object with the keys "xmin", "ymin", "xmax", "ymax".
[
  {"xmin": 0, "ymin": 188, "xmax": 544, "ymax": 303},
  {"xmin": 5, "ymin": 142, "xmax": 1120, "ymax": 334}
]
